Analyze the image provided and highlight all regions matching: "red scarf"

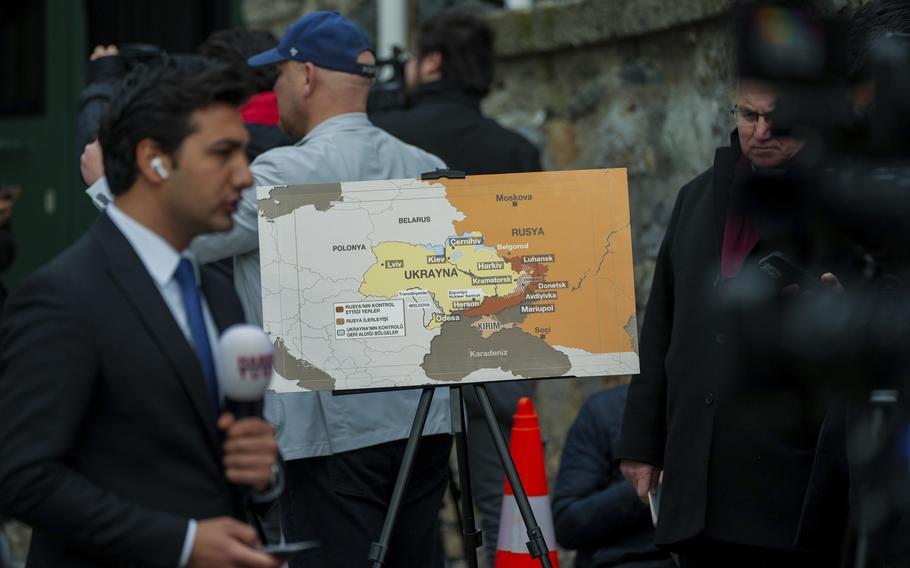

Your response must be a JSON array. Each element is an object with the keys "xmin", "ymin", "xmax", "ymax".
[
  {"xmin": 240, "ymin": 91, "xmax": 279, "ymax": 125},
  {"xmin": 720, "ymin": 158, "xmax": 759, "ymax": 279}
]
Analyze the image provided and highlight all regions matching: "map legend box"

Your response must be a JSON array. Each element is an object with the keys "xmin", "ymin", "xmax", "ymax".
[{"xmin": 333, "ymin": 300, "xmax": 406, "ymax": 340}]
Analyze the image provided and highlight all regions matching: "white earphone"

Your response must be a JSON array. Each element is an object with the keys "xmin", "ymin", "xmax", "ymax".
[{"xmin": 150, "ymin": 156, "xmax": 169, "ymax": 180}]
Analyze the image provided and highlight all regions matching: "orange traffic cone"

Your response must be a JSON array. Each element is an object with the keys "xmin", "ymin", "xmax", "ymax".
[{"xmin": 494, "ymin": 397, "xmax": 559, "ymax": 567}]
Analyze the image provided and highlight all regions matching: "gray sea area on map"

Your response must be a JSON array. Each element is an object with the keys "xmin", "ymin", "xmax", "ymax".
[
  {"xmin": 258, "ymin": 183, "xmax": 343, "ymax": 221},
  {"xmin": 496, "ymin": 305, "xmax": 528, "ymax": 326},
  {"xmin": 421, "ymin": 305, "xmax": 571, "ymax": 381},
  {"xmin": 273, "ymin": 338, "xmax": 337, "ymax": 390}
]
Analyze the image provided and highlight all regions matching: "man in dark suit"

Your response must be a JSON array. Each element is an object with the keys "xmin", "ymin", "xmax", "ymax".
[
  {"xmin": 370, "ymin": 12, "xmax": 542, "ymax": 562},
  {"xmin": 617, "ymin": 79, "xmax": 828, "ymax": 566},
  {"xmin": 0, "ymin": 59, "xmax": 282, "ymax": 568}
]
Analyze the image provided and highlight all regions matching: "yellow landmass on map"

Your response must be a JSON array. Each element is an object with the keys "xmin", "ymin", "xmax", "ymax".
[{"xmin": 359, "ymin": 239, "xmax": 525, "ymax": 329}]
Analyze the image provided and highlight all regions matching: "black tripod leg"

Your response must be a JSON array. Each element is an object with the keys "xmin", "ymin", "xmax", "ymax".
[
  {"xmin": 450, "ymin": 386, "xmax": 481, "ymax": 568},
  {"xmin": 368, "ymin": 387, "xmax": 436, "ymax": 568},
  {"xmin": 473, "ymin": 383, "xmax": 553, "ymax": 568}
]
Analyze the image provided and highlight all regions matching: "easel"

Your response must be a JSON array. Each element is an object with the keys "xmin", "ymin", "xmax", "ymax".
[
  {"xmin": 366, "ymin": 170, "xmax": 554, "ymax": 568},
  {"xmin": 366, "ymin": 385, "xmax": 553, "ymax": 568}
]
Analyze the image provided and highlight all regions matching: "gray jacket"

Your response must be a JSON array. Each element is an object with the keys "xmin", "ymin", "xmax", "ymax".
[{"xmin": 190, "ymin": 113, "xmax": 451, "ymax": 459}]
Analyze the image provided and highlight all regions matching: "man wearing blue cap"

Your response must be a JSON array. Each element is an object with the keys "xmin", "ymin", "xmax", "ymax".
[{"xmin": 188, "ymin": 11, "xmax": 452, "ymax": 568}]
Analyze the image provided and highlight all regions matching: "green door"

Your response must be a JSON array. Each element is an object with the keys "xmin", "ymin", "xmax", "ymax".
[
  {"xmin": 0, "ymin": 0, "xmax": 241, "ymax": 292},
  {"xmin": 0, "ymin": 1, "xmax": 90, "ymax": 289}
]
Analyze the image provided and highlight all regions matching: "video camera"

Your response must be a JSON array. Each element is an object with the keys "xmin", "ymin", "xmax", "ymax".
[
  {"xmin": 366, "ymin": 46, "xmax": 410, "ymax": 113},
  {"xmin": 114, "ymin": 43, "xmax": 169, "ymax": 71},
  {"xmin": 733, "ymin": 1, "xmax": 910, "ymax": 374},
  {"xmin": 733, "ymin": 2, "xmax": 910, "ymax": 564},
  {"xmin": 736, "ymin": 3, "xmax": 910, "ymax": 156}
]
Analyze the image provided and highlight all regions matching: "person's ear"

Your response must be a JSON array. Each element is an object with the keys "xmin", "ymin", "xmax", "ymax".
[
  {"xmin": 136, "ymin": 139, "xmax": 170, "ymax": 184},
  {"xmin": 301, "ymin": 61, "xmax": 317, "ymax": 98},
  {"xmin": 419, "ymin": 51, "xmax": 443, "ymax": 81}
]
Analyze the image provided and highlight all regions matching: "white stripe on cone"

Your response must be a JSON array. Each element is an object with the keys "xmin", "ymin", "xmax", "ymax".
[{"xmin": 496, "ymin": 494, "xmax": 557, "ymax": 554}]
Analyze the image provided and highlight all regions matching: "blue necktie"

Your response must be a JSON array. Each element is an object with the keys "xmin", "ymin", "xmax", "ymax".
[{"xmin": 174, "ymin": 258, "xmax": 219, "ymax": 414}]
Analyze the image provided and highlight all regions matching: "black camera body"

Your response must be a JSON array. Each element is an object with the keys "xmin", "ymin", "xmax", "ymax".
[
  {"xmin": 366, "ymin": 46, "xmax": 410, "ymax": 113},
  {"xmin": 734, "ymin": 3, "xmax": 910, "ymax": 562},
  {"xmin": 117, "ymin": 43, "xmax": 169, "ymax": 70}
]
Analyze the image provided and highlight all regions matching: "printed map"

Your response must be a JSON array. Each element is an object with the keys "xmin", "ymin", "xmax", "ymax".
[{"xmin": 258, "ymin": 169, "xmax": 639, "ymax": 392}]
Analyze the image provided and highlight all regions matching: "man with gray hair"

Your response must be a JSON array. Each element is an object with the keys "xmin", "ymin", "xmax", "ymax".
[
  {"xmin": 189, "ymin": 11, "xmax": 452, "ymax": 568},
  {"xmin": 617, "ymin": 78, "xmax": 825, "ymax": 566}
]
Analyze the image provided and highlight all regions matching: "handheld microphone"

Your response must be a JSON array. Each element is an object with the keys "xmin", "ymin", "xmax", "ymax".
[
  {"xmin": 216, "ymin": 326, "xmax": 319, "ymax": 556},
  {"xmin": 216, "ymin": 325, "xmax": 274, "ymax": 419},
  {"xmin": 215, "ymin": 325, "xmax": 278, "ymax": 547}
]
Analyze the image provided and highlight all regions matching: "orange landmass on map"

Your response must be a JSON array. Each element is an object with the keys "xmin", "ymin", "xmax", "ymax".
[
  {"xmin": 443, "ymin": 169, "xmax": 636, "ymax": 355},
  {"xmin": 461, "ymin": 261, "xmax": 548, "ymax": 317}
]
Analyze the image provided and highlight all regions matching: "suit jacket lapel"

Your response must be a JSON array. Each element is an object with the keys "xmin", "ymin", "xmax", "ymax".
[
  {"xmin": 200, "ymin": 268, "xmax": 246, "ymax": 334},
  {"xmin": 199, "ymin": 266, "xmax": 254, "ymax": 518},
  {"xmin": 200, "ymin": 268, "xmax": 264, "ymax": 422},
  {"xmin": 90, "ymin": 214, "xmax": 221, "ymax": 456}
]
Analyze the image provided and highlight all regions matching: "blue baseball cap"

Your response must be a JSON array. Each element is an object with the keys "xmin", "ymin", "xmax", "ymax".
[{"xmin": 247, "ymin": 11, "xmax": 376, "ymax": 78}]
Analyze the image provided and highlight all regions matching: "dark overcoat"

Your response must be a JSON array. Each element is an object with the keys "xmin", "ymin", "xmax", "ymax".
[
  {"xmin": 0, "ymin": 214, "xmax": 250, "ymax": 567},
  {"xmin": 617, "ymin": 133, "xmax": 823, "ymax": 550}
]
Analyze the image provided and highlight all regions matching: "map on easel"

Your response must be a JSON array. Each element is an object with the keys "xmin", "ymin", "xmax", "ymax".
[{"xmin": 257, "ymin": 169, "xmax": 638, "ymax": 392}]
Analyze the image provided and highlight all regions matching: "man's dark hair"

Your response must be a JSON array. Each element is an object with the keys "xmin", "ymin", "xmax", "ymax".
[
  {"xmin": 98, "ymin": 56, "xmax": 253, "ymax": 195},
  {"xmin": 415, "ymin": 11, "xmax": 494, "ymax": 96},
  {"xmin": 847, "ymin": 0, "xmax": 910, "ymax": 81},
  {"xmin": 198, "ymin": 28, "xmax": 280, "ymax": 93}
]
